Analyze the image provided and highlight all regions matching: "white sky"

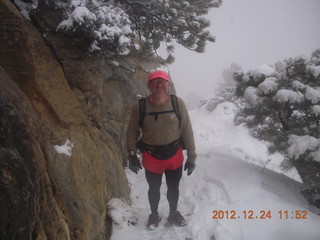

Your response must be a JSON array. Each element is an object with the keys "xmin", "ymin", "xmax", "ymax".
[{"xmin": 166, "ymin": 0, "xmax": 320, "ymax": 99}]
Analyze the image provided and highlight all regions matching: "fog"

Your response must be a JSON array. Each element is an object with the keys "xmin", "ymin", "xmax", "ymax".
[{"xmin": 166, "ymin": 0, "xmax": 320, "ymax": 100}]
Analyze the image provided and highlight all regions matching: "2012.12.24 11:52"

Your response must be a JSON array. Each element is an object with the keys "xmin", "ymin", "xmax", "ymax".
[{"xmin": 212, "ymin": 210, "xmax": 308, "ymax": 220}]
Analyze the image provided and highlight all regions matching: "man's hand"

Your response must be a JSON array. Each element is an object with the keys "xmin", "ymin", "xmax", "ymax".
[
  {"xmin": 184, "ymin": 161, "xmax": 195, "ymax": 176},
  {"xmin": 128, "ymin": 154, "xmax": 142, "ymax": 174}
]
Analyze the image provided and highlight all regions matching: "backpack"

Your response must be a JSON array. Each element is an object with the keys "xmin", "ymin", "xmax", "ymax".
[{"xmin": 138, "ymin": 95, "xmax": 181, "ymax": 128}]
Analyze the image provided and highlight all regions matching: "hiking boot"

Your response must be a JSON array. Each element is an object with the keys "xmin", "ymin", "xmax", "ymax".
[
  {"xmin": 147, "ymin": 213, "xmax": 161, "ymax": 230},
  {"xmin": 167, "ymin": 211, "xmax": 187, "ymax": 226}
]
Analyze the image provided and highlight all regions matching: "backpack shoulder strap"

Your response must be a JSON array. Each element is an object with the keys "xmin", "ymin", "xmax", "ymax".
[
  {"xmin": 138, "ymin": 97, "xmax": 146, "ymax": 128},
  {"xmin": 170, "ymin": 95, "xmax": 186, "ymax": 148},
  {"xmin": 170, "ymin": 95, "xmax": 181, "ymax": 122}
]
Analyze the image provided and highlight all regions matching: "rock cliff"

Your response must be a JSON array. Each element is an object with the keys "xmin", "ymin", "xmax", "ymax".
[{"xmin": 0, "ymin": 0, "xmax": 160, "ymax": 239}]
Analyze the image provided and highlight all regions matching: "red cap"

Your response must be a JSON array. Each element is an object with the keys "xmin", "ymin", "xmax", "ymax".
[{"xmin": 148, "ymin": 70, "xmax": 170, "ymax": 83}]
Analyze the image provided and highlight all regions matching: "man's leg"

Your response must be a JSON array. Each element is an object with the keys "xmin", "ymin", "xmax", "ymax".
[
  {"xmin": 165, "ymin": 165, "xmax": 186, "ymax": 226},
  {"xmin": 145, "ymin": 170, "xmax": 163, "ymax": 214},
  {"xmin": 164, "ymin": 165, "xmax": 183, "ymax": 214}
]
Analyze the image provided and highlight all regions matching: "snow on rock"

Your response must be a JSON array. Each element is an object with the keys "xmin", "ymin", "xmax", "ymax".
[
  {"xmin": 108, "ymin": 198, "xmax": 138, "ymax": 230},
  {"xmin": 53, "ymin": 139, "xmax": 74, "ymax": 157},
  {"xmin": 13, "ymin": 0, "xmax": 38, "ymax": 20},
  {"xmin": 111, "ymin": 60, "xmax": 120, "ymax": 66}
]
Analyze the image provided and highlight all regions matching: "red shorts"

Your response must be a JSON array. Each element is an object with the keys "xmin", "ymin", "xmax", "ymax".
[{"xmin": 142, "ymin": 147, "xmax": 184, "ymax": 174}]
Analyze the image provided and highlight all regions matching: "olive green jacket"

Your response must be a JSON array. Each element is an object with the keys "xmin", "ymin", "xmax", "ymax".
[{"xmin": 127, "ymin": 96, "xmax": 197, "ymax": 163}]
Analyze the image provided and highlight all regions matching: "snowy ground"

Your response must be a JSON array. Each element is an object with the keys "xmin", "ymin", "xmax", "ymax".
[{"xmin": 108, "ymin": 102, "xmax": 320, "ymax": 240}]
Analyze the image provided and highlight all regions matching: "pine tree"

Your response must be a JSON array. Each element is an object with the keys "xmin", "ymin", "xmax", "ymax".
[
  {"xmin": 234, "ymin": 49, "xmax": 320, "ymax": 207},
  {"xmin": 22, "ymin": 0, "xmax": 222, "ymax": 61}
]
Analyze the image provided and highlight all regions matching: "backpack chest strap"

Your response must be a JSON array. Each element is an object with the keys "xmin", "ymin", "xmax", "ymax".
[
  {"xmin": 139, "ymin": 95, "xmax": 181, "ymax": 128},
  {"xmin": 146, "ymin": 110, "xmax": 175, "ymax": 121}
]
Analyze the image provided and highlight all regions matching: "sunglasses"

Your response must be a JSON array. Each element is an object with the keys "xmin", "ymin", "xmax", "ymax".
[{"xmin": 149, "ymin": 79, "xmax": 169, "ymax": 85}]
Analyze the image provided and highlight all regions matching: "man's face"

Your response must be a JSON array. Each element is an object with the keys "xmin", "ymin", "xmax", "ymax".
[{"xmin": 148, "ymin": 78, "xmax": 170, "ymax": 96}]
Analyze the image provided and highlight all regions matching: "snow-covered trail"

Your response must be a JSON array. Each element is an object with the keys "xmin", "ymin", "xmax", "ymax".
[
  {"xmin": 108, "ymin": 102, "xmax": 320, "ymax": 240},
  {"xmin": 109, "ymin": 147, "xmax": 320, "ymax": 240}
]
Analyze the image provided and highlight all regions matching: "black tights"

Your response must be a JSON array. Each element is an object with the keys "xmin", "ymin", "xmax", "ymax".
[{"xmin": 145, "ymin": 166, "xmax": 182, "ymax": 215}]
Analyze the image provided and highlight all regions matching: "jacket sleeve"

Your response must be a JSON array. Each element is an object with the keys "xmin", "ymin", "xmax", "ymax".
[
  {"xmin": 178, "ymin": 97, "xmax": 197, "ymax": 163},
  {"xmin": 126, "ymin": 104, "xmax": 140, "ymax": 152}
]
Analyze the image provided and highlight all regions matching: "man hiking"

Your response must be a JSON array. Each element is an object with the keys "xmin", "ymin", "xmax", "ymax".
[{"xmin": 126, "ymin": 69, "xmax": 197, "ymax": 230}]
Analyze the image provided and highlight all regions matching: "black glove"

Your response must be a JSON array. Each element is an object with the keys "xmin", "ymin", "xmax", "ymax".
[
  {"xmin": 128, "ymin": 154, "xmax": 142, "ymax": 174},
  {"xmin": 184, "ymin": 161, "xmax": 195, "ymax": 176}
]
